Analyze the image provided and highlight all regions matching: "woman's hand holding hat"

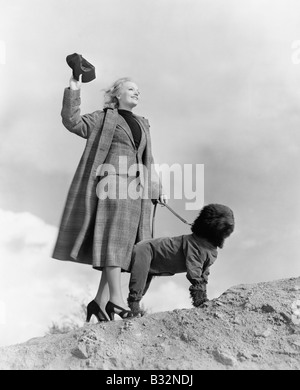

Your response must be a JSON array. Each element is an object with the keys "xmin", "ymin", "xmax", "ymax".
[{"xmin": 70, "ymin": 74, "xmax": 82, "ymax": 90}]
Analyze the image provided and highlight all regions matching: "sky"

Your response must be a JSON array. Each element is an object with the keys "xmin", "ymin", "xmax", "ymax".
[{"xmin": 0, "ymin": 0, "xmax": 300, "ymax": 347}]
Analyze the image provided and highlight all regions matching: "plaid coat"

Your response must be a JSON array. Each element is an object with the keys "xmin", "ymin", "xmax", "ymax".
[{"xmin": 52, "ymin": 88, "xmax": 161, "ymax": 270}]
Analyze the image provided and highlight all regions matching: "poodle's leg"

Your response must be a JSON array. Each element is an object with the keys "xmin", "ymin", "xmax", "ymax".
[
  {"xmin": 128, "ymin": 242, "xmax": 153, "ymax": 314},
  {"xmin": 142, "ymin": 274, "xmax": 154, "ymax": 297},
  {"xmin": 189, "ymin": 284, "xmax": 208, "ymax": 307}
]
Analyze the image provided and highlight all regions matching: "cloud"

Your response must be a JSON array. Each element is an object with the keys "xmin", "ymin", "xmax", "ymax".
[
  {"xmin": 0, "ymin": 209, "xmax": 100, "ymax": 347},
  {"xmin": 138, "ymin": 275, "xmax": 193, "ymax": 313}
]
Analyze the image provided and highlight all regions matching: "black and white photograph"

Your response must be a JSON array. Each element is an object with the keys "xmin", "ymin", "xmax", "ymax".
[{"xmin": 0, "ymin": 0, "xmax": 300, "ymax": 372}]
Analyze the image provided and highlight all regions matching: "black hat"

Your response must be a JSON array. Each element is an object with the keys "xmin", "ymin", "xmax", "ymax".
[{"xmin": 66, "ymin": 53, "xmax": 96, "ymax": 83}]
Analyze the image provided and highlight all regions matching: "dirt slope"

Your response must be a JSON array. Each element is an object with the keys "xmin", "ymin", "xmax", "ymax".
[{"xmin": 0, "ymin": 276, "xmax": 299, "ymax": 370}]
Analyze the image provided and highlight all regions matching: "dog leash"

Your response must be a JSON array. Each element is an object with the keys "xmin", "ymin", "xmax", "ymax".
[{"xmin": 152, "ymin": 200, "xmax": 192, "ymax": 238}]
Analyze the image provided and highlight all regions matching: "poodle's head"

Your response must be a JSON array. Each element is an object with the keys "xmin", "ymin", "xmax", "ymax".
[{"xmin": 191, "ymin": 204, "xmax": 235, "ymax": 248}]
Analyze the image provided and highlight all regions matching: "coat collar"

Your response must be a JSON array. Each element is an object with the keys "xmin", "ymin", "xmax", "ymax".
[
  {"xmin": 105, "ymin": 107, "xmax": 150, "ymax": 130},
  {"xmin": 117, "ymin": 114, "xmax": 136, "ymax": 147},
  {"xmin": 115, "ymin": 109, "xmax": 149, "ymax": 149}
]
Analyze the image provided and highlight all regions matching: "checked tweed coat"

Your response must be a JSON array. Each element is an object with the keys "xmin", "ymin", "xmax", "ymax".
[{"xmin": 52, "ymin": 88, "xmax": 162, "ymax": 271}]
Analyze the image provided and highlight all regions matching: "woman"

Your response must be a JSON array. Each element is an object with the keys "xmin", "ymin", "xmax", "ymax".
[{"xmin": 52, "ymin": 73, "xmax": 167, "ymax": 321}]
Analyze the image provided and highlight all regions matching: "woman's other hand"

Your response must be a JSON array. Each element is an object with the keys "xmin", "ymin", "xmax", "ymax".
[
  {"xmin": 69, "ymin": 74, "xmax": 82, "ymax": 90},
  {"xmin": 159, "ymin": 194, "xmax": 168, "ymax": 205}
]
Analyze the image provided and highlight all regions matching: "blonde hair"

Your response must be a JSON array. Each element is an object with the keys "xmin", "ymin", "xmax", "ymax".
[{"xmin": 103, "ymin": 77, "xmax": 134, "ymax": 109}]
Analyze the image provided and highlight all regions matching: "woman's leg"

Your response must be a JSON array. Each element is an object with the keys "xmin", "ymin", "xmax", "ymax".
[
  {"xmin": 94, "ymin": 269, "xmax": 110, "ymax": 318},
  {"xmin": 106, "ymin": 266, "xmax": 129, "ymax": 308}
]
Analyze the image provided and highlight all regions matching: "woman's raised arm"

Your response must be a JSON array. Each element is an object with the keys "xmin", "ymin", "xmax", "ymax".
[{"xmin": 61, "ymin": 75, "xmax": 104, "ymax": 139}]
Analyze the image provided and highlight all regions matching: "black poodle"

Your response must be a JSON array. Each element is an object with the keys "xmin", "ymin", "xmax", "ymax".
[{"xmin": 127, "ymin": 204, "xmax": 235, "ymax": 315}]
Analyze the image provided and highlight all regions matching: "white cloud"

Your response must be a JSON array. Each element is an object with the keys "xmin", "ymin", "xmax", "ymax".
[
  {"xmin": 0, "ymin": 209, "xmax": 54, "ymax": 250},
  {"xmin": 137, "ymin": 275, "xmax": 193, "ymax": 313},
  {"xmin": 0, "ymin": 209, "xmax": 99, "ymax": 347}
]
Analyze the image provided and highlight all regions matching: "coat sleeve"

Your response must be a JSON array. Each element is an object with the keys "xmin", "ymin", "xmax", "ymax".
[
  {"xmin": 145, "ymin": 120, "xmax": 163, "ymax": 200},
  {"xmin": 61, "ymin": 88, "xmax": 104, "ymax": 139},
  {"xmin": 149, "ymin": 152, "xmax": 163, "ymax": 201},
  {"xmin": 185, "ymin": 241, "xmax": 209, "ymax": 292}
]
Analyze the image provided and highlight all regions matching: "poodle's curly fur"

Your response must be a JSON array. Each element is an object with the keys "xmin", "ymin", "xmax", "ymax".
[
  {"xmin": 191, "ymin": 203, "xmax": 235, "ymax": 249},
  {"xmin": 189, "ymin": 285, "xmax": 208, "ymax": 307}
]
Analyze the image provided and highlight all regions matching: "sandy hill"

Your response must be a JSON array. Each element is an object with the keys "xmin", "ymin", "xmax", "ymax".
[{"xmin": 0, "ymin": 276, "xmax": 299, "ymax": 370}]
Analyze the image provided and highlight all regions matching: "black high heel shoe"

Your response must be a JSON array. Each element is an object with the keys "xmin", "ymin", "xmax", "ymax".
[
  {"xmin": 86, "ymin": 300, "xmax": 109, "ymax": 322},
  {"xmin": 105, "ymin": 301, "xmax": 135, "ymax": 320}
]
